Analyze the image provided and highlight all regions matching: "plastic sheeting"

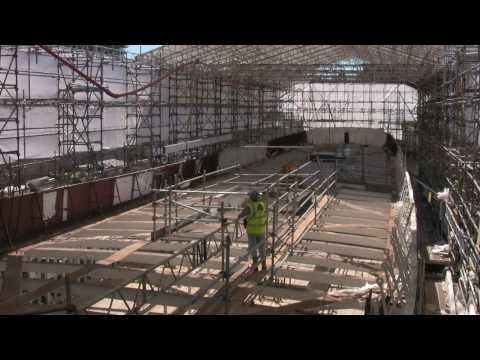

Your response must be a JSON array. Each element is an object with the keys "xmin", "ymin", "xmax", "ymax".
[
  {"xmin": 133, "ymin": 172, "xmax": 153, "ymax": 199},
  {"xmin": 0, "ymin": 168, "xmax": 158, "ymax": 252},
  {"xmin": 42, "ymin": 191, "xmax": 57, "ymax": 221},
  {"xmin": 114, "ymin": 175, "xmax": 133, "ymax": 205}
]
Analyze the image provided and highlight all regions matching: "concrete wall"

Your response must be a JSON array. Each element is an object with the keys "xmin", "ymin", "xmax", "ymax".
[
  {"xmin": 306, "ymin": 127, "xmax": 406, "ymax": 189},
  {"xmin": 218, "ymin": 127, "xmax": 301, "ymax": 169},
  {"xmin": 290, "ymin": 83, "xmax": 418, "ymax": 140},
  {"xmin": 307, "ymin": 127, "xmax": 387, "ymax": 147}
]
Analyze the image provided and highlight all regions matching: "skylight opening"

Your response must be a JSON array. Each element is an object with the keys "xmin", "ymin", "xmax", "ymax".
[
  {"xmin": 127, "ymin": 45, "xmax": 163, "ymax": 59},
  {"xmin": 335, "ymin": 57, "xmax": 368, "ymax": 72}
]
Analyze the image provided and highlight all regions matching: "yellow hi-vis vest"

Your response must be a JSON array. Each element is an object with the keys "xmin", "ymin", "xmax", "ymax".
[{"xmin": 246, "ymin": 200, "xmax": 267, "ymax": 235}]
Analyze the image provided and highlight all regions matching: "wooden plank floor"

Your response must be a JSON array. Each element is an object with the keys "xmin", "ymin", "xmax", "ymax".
[
  {"xmin": 247, "ymin": 185, "xmax": 393, "ymax": 315},
  {"xmin": 303, "ymin": 231, "xmax": 388, "ymax": 250},
  {"xmin": 0, "ymin": 150, "xmax": 316, "ymax": 315},
  {"xmin": 1, "ymin": 152, "xmax": 395, "ymax": 315}
]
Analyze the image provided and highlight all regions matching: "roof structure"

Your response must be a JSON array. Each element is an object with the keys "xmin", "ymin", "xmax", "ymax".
[{"xmin": 140, "ymin": 45, "xmax": 447, "ymax": 87}]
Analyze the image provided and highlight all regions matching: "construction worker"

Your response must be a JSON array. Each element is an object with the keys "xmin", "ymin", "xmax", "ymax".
[{"xmin": 238, "ymin": 190, "xmax": 268, "ymax": 272}]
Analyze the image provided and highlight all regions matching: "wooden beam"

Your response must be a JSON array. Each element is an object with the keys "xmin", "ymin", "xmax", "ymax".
[
  {"xmin": 73, "ymin": 229, "xmax": 150, "ymax": 238},
  {"xmin": 97, "ymin": 241, "xmax": 147, "ymax": 266},
  {"xmin": 321, "ymin": 224, "xmax": 387, "ymax": 239},
  {"xmin": 24, "ymin": 247, "xmax": 117, "ymax": 261},
  {"xmin": 339, "ymin": 201, "xmax": 388, "ymax": 217},
  {"xmin": 141, "ymin": 242, "xmax": 189, "ymax": 253},
  {"xmin": 337, "ymin": 194, "xmax": 391, "ymax": 206},
  {"xmin": 259, "ymin": 286, "xmax": 326, "ymax": 301},
  {"xmin": 323, "ymin": 215, "xmax": 389, "ymax": 230},
  {"xmin": 23, "ymin": 246, "xmax": 170, "ymax": 267},
  {"xmin": 276, "ymin": 268, "xmax": 371, "ymax": 288},
  {"xmin": 327, "ymin": 208, "xmax": 389, "ymax": 221},
  {"xmin": 337, "ymin": 188, "xmax": 391, "ymax": 200},
  {"xmin": 304, "ymin": 231, "xmax": 388, "ymax": 250},
  {"xmin": 38, "ymin": 239, "xmax": 136, "ymax": 250},
  {"xmin": 0, "ymin": 261, "xmax": 81, "ymax": 274},
  {"xmin": 302, "ymin": 241, "xmax": 387, "ymax": 261},
  {"xmin": 90, "ymin": 222, "xmax": 155, "ymax": 231},
  {"xmin": 287, "ymin": 255, "xmax": 383, "ymax": 273}
]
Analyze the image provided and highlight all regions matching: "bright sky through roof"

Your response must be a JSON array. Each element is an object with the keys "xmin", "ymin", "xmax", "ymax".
[{"xmin": 127, "ymin": 45, "xmax": 162, "ymax": 56}]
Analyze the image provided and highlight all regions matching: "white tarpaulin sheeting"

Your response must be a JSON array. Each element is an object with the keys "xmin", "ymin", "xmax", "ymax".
[
  {"xmin": 133, "ymin": 172, "xmax": 153, "ymax": 199},
  {"xmin": 114, "ymin": 175, "xmax": 133, "ymax": 205},
  {"xmin": 42, "ymin": 191, "xmax": 57, "ymax": 221}
]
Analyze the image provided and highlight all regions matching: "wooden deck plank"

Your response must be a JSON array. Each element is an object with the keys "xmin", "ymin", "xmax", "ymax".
[
  {"xmin": 301, "ymin": 241, "xmax": 386, "ymax": 261},
  {"xmin": 123, "ymin": 253, "xmax": 178, "ymax": 266},
  {"xmin": 91, "ymin": 221, "xmax": 154, "ymax": 231},
  {"xmin": 24, "ymin": 247, "xmax": 115, "ymax": 261},
  {"xmin": 327, "ymin": 208, "xmax": 389, "ymax": 221},
  {"xmin": 37, "ymin": 239, "xmax": 136, "ymax": 250},
  {"xmin": 73, "ymin": 229, "xmax": 150, "ymax": 238},
  {"xmin": 338, "ymin": 201, "xmax": 389, "ymax": 217},
  {"xmin": 323, "ymin": 215, "xmax": 389, "ymax": 230},
  {"xmin": 337, "ymin": 188, "xmax": 391, "ymax": 200},
  {"xmin": 304, "ymin": 231, "xmax": 388, "ymax": 250},
  {"xmin": 142, "ymin": 242, "xmax": 190, "ymax": 253},
  {"xmin": 337, "ymin": 194, "xmax": 391, "ymax": 205},
  {"xmin": 286, "ymin": 256, "xmax": 383, "ymax": 272},
  {"xmin": 259, "ymin": 286, "xmax": 326, "ymax": 301},
  {"xmin": 321, "ymin": 225, "xmax": 387, "ymax": 239},
  {"xmin": 90, "ymin": 241, "xmax": 148, "ymax": 266},
  {"xmin": 0, "ymin": 261, "xmax": 82, "ymax": 274},
  {"xmin": 276, "ymin": 268, "xmax": 370, "ymax": 288},
  {"xmin": 23, "ymin": 247, "xmax": 171, "ymax": 267},
  {"xmin": 337, "ymin": 183, "xmax": 366, "ymax": 191}
]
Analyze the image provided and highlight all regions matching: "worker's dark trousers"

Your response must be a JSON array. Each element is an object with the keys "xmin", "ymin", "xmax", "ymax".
[{"xmin": 247, "ymin": 234, "xmax": 266, "ymax": 262}]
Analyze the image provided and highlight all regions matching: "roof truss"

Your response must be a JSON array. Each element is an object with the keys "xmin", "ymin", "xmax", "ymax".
[{"xmin": 139, "ymin": 45, "xmax": 447, "ymax": 86}]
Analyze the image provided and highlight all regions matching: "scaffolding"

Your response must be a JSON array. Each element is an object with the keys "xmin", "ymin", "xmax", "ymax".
[
  {"xmin": 0, "ymin": 45, "xmax": 19, "ymax": 192},
  {"xmin": 2, "ymin": 44, "xmax": 480, "ymax": 314},
  {"xmin": 125, "ymin": 57, "xmax": 161, "ymax": 168},
  {"xmin": 0, "ymin": 157, "xmax": 337, "ymax": 314},
  {"xmin": 0, "ymin": 46, "xmax": 268, "ymax": 189},
  {"xmin": 416, "ymin": 45, "xmax": 480, "ymax": 314},
  {"xmin": 57, "ymin": 46, "xmax": 105, "ymax": 179},
  {"xmin": 0, "ymin": 45, "xmax": 445, "ymax": 191}
]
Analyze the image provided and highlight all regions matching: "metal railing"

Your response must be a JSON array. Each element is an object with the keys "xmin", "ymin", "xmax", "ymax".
[
  {"xmin": 239, "ymin": 171, "xmax": 338, "ymax": 309},
  {"xmin": 6, "ymin": 161, "xmax": 337, "ymax": 315},
  {"xmin": 443, "ymin": 201, "xmax": 480, "ymax": 314},
  {"xmin": 386, "ymin": 170, "xmax": 417, "ymax": 313},
  {"xmin": 149, "ymin": 162, "xmax": 337, "ymax": 314}
]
